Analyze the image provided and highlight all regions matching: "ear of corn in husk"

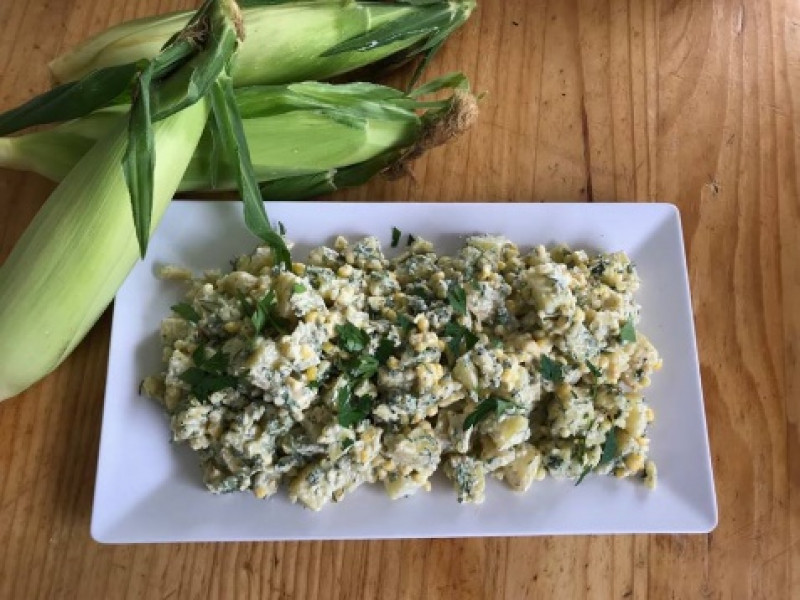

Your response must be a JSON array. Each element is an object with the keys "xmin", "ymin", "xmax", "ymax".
[{"xmin": 0, "ymin": 74, "xmax": 478, "ymax": 199}]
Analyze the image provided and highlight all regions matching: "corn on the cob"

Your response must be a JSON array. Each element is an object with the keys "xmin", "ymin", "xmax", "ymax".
[
  {"xmin": 0, "ymin": 76, "xmax": 477, "ymax": 199},
  {"xmin": 0, "ymin": 102, "xmax": 209, "ymax": 401},
  {"xmin": 50, "ymin": 1, "xmax": 476, "ymax": 87},
  {"xmin": 0, "ymin": 0, "xmax": 260, "ymax": 401}
]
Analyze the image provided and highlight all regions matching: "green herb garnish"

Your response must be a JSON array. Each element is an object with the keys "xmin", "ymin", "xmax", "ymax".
[
  {"xmin": 391, "ymin": 226, "xmax": 402, "ymax": 248},
  {"xmin": 444, "ymin": 321, "xmax": 479, "ymax": 357},
  {"xmin": 463, "ymin": 396, "xmax": 516, "ymax": 431},
  {"xmin": 251, "ymin": 290, "xmax": 288, "ymax": 335},
  {"xmin": 341, "ymin": 438, "xmax": 355, "ymax": 450},
  {"xmin": 375, "ymin": 338, "xmax": 396, "ymax": 364},
  {"xmin": 447, "ymin": 283, "xmax": 467, "ymax": 316},
  {"xmin": 179, "ymin": 345, "xmax": 238, "ymax": 400},
  {"xmin": 620, "ymin": 320, "xmax": 636, "ymax": 343},
  {"xmin": 599, "ymin": 428, "xmax": 619, "ymax": 465},
  {"xmin": 335, "ymin": 322, "xmax": 370, "ymax": 353},
  {"xmin": 337, "ymin": 385, "xmax": 372, "ymax": 428},
  {"xmin": 278, "ymin": 221, "xmax": 286, "ymax": 235},
  {"xmin": 171, "ymin": 302, "xmax": 200, "ymax": 323},
  {"xmin": 396, "ymin": 314, "xmax": 413, "ymax": 334},
  {"xmin": 292, "ymin": 282, "xmax": 306, "ymax": 294},
  {"xmin": 540, "ymin": 355, "xmax": 564, "ymax": 383},
  {"xmin": 575, "ymin": 465, "xmax": 592, "ymax": 486},
  {"xmin": 406, "ymin": 234, "xmax": 416, "ymax": 246},
  {"xmin": 342, "ymin": 354, "xmax": 379, "ymax": 379},
  {"xmin": 586, "ymin": 360, "xmax": 602, "ymax": 378}
]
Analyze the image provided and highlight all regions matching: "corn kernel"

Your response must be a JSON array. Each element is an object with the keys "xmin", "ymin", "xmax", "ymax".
[
  {"xmin": 305, "ymin": 366, "xmax": 318, "ymax": 381},
  {"xmin": 625, "ymin": 453, "xmax": 644, "ymax": 472},
  {"xmin": 383, "ymin": 308, "xmax": 397, "ymax": 321},
  {"xmin": 223, "ymin": 321, "xmax": 240, "ymax": 334},
  {"xmin": 415, "ymin": 315, "xmax": 430, "ymax": 332},
  {"xmin": 322, "ymin": 341, "xmax": 335, "ymax": 353},
  {"xmin": 300, "ymin": 345, "xmax": 314, "ymax": 360},
  {"xmin": 291, "ymin": 263, "xmax": 306, "ymax": 276},
  {"xmin": 387, "ymin": 357, "xmax": 400, "ymax": 369},
  {"xmin": 305, "ymin": 310, "xmax": 319, "ymax": 323},
  {"xmin": 337, "ymin": 264, "xmax": 353, "ymax": 277},
  {"xmin": 254, "ymin": 486, "xmax": 269, "ymax": 499}
]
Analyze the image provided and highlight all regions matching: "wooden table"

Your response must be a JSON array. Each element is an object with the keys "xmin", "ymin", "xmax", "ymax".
[{"xmin": 1, "ymin": 1, "xmax": 797, "ymax": 598}]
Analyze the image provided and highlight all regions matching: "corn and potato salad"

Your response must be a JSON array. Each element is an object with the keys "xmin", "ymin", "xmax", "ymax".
[{"xmin": 143, "ymin": 233, "xmax": 662, "ymax": 510}]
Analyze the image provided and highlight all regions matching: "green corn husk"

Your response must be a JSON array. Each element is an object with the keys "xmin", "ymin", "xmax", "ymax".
[
  {"xmin": 0, "ymin": 0, "xmax": 259, "ymax": 401},
  {"xmin": 0, "ymin": 75, "xmax": 477, "ymax": 199},
  {"xmin": 50, "ymin": 1, "xmax": 476, "ymax": 87}
]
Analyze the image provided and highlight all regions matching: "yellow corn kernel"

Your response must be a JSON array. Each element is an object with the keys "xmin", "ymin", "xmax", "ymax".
[
  {"xmin": 322, "ymin": 341, "xmax": 335, "ymax": 354},
  {"xmin": 415, "ymin": 315, "xmax": 430, "ymax": 332},
  {"xmin": 337, "ymin": 264, "xmax": 353, "ymax": 277},
  {"xmin": 645, "ymin": 407, "xmax": 655, "ymax": 422},
  {"xmin": 383, "ymin": 308, "xmax": 397, "ymax": 321},
  {"xmin": 291, "ymin": 263, "xmax": 306, "ymax": 276},
  {"xmin": 279, "ymin": 338, "xmax": 292, "ymax": 355},
  {"xmin": 411, "ymin": 472, "xmax": 426, "ymax": 484},
  {"xmin": 223, "ymin": 321, "xmax": 240, "ymax": 334},
  {"xmin": 625, "ymin": 453, "xmax": 644, "ymax": 472},
  {"xmin": 300, "ymin": 345, "xmax": 314, "ymax": 360},
  {"xmin": 254, "ymin": 485, "xmax": 269, "ymax": 500},
  {"xmin": 500, "ymin": 368, "xmax": 515, "ymax": 385},
  {"xmin": 387, "ymin": 357, "xmax": 400, "ymax": 369},
  {"xmin": 304, "ymin": 366, "xmax": 318, "ymax": 381},
  {"xmin": 304, "ymin": 310, "xmax": 319, "ymax": 323},
  {"xmin": 431, "ymin": 271, "xmax": 445, "ymax": 282}
]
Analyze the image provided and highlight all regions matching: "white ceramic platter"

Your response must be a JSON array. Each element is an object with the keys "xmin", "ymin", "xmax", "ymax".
[{"xmin": 92, "ymin": 201, "xmax": 717, "ymax": 543}]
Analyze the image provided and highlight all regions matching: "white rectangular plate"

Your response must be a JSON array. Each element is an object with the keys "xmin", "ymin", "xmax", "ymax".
[{"xmin": 93, "ymin": 201, "xmax": 717, "ymax": 543}]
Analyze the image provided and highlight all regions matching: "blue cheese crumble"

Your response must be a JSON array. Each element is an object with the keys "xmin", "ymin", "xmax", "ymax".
[{"xmin": 143, "ymin": 235, "xmax": 661, "ymax": 510}]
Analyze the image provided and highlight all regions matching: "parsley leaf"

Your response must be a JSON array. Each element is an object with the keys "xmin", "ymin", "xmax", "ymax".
[
  {"xmin": 540, "ymin": 355, "xmax": 564, "ymax": 383},
  {"xmin": 620, "ymin": 320, "xmax": 637, "ymax": 343},
  {"xmin": 599, "ymin": 428, "xmax": 619, "ymax": 465},
  {"xmin": 171, "ymin": 302, "xmax": 200, "ymax": 323},
  {"xmin": 292, "ymin": 282, "xmax": 306, "ymax": 294},
  {"xmin": 251, "ymin": 290, "xmax": 289, "ymax": 336},
  {"xmin": 396, "ymin": 314, "xmax": 413, "ymax": 334},
  {"xmin": 447, "ymin": 283, "xmax": 467, "ymax": 316},
  {"xmin": 337, "ymin": 385, "xmax": 372, "ymax": 428},
  {"xmin": 180, "ymin": 346, "xmax": 238, "ymax": 400},
  {"xmin": 407, "ymin": 234, "xmax": 416, "ymax": 246},
  {"xmin": 341, "ymin": 438, "xmax": 354, "ymax": 450},
  {"xmin": 444, "ymin": 322, "xmax": 478, "ymax": 357},
  {"xmin": 586, "ymin": 360, "xmax": 602, "ymax": 378},
  {"xmin": 278, "ymin": 221, "xmax": 286, "ymax": 235},
  {"xmin": 375, "ymin": 338, "xmax": 396, "ymax": 364},
  {"xmin": 342, "ymin": 355, "xmax": 379, "ymax": 379},
  {"xmin": 336, "ymin": 322, "xmax": 370, "ymax": 353},
  {"xmin": 575, "ymin": 465, "xmax": 592, "ymax": 486},
  {"xmin": 391, "ymin": 226, "xmax": 402, "ymax": 248},
  {"xmin": 463, "ymin": 396, "xmax": 516, "ymax": 431}
]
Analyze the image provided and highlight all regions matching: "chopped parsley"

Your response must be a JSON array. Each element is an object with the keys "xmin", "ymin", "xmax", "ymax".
[
  {"xmin": 406, "ymin": 234, "xmax": 416, "ymax": 246},
  {"xmin": 292, "ymin": 282, "xmax": 306, "ymax": 294},
  {"xmin": 170, "ymin": 302, "xmax": 200, "ymax": 323},
  {"xmin": 375, "ymin": 338, "xmax": 396, "ymax": 364},
  {"xmin": 396, "ymin": 314, "xmax": 414, "ymax": 334},
  {"xmin": 540, "ymin": 355, "xmax": 564, "ymax": 383},
  {"xmin": 447, "ymin": 283, "xmax": 467, "ymax": 316},
  {"xmin": 599, "ymin": 428, "xmax": 619, "ymax": 465},
  {"xmin": 179, "ymin": 345, "xmax": 238, "ymax": 400},
  {"xmin": 444, "ymin": 322, "xmax": 479, "ymax": 357},
  {"xmin": 391, "ymin": 226, "xmax": 402, "ymax": 248},
  {"xmin": 278, "ymin": 221, "xmax": 286, "ymax": 235},
  {"xmin": 586, "ymin": 360, "xmax": 602, "ymax": 378},
  {"xmin": 341, "ymin": 354, "xmax": 379, "ymax": 379},
  {"xmin": 620, "ymin": 320, "xmax": 637, "ymax": 343},
  {"xmin": 337, "ymin": 384, "xmax": 372, "ymax": 427},
  {"xmin": 250, "ymin": 290, "xmax": 288, "ymax": 335},
  {"xmin": 463, "ymin": 397, "xmax": 517, "ymax": 431},
  {"xmin": 335, "ymin": 322, "xmax": 370, "ymax": 353}
]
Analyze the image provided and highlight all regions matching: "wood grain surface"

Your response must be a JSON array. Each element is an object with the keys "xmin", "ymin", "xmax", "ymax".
[{"xmin": 0, "ymin": 0, "xmax": 797, "ymax": 598}]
